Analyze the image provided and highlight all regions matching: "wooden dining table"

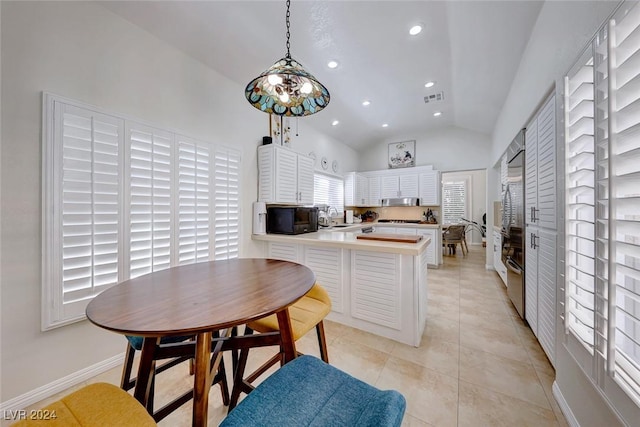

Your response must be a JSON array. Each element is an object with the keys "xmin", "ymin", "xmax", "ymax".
[{"xmin": 86, "ymin": 258, "xmax": 316, "ymax": 427}]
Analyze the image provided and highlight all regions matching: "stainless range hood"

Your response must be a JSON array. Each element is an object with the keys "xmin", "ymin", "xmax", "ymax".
[{"xmin": 381, "ymin": 197, "xmax": 420, "ymax": 207}]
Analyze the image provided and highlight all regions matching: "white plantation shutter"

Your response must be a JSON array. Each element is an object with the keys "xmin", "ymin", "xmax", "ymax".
[
  {"xmin": 564, "ymin": 47, "xmax": 597, "ymax": 354},
  {"xmin": 214, "ymin": 149, "xmax": 241, "ymax": 260},
  {"xmin": 314, "ymin": 173, "xmax": 344, "ymax": 214},
  {"xmin": 127, "ymin": 124, "xmax": 173, "ymax": 278},
  {"xmin": 609, "ymin": 3, "xmax": 640, "ymax": 404},
  {"xmin": 562, "ymin": 1, "xmax": 640, "ymax": 410},
  {"xmin": 442, "ymin": 180, "xmax": 467, "ymax": 224},
  {"xmin": 177, "ymin": 137, "xmax": 211, "ymax": 265},
  {"xmin": 43, "ymin": 100, "xmax": 123, "ymax": 329},
  {"xmin": 43, "ymin": 94, "xmax": 243, "ymax": 329}
]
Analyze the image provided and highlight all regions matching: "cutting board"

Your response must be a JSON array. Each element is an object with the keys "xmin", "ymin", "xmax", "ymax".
[{"xmin": 356, "ymin": 233, "xmax": 423, "ymax": 243}]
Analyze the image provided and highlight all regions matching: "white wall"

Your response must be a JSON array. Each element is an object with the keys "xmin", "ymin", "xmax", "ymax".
[
  {"xmin": 0, "ymin": 1, "xmax": 358, "ymax": 402},
  {"xmin": 358, "ymin": 126, "xmax": 491, "ymax": 173},
  {"xmin": 491, "ymin": 1, "xmax": 639, "ymax": 426}
]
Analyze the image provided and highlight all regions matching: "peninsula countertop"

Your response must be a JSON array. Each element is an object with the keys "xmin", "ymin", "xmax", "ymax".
[{"xmin": 252, "ymin": 223, "xmax": 435, "ymax": 256}]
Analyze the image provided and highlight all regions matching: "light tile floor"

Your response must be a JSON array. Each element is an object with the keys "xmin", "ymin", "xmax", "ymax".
[{"xmin": 19, "ymin": 245, "xmax": 568, "ymax": 426}]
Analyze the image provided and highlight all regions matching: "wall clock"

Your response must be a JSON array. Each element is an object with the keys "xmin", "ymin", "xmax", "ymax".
[
  {"xmin": 332, "ymin": 160, "xmax": 339, "ymax": 173},
  {"xmin": 321, "ymin": 157, "xmax": 328, "ymax": 170}
]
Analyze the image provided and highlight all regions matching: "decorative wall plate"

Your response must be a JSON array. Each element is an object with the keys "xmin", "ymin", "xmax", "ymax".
[
  {"xmin": 332, "ymin": 160, "xmax": 339, "ymax": 173},
  {"xmin": 321, "ymin": 156, "xmax": 328, "ymax": 170},
  {"xmin": 309, "ymin": 151, "xmax": 317, "ymax": 166}
]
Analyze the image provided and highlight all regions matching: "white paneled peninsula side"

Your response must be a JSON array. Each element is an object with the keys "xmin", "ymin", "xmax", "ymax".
[{"xmin": 253, "ymin": 224, "xmax": 435, "ymax": 346}]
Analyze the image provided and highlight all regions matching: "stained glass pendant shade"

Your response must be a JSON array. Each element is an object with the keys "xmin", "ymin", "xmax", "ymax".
[{"xmin": 245, "ymin": 1, "xmax": 330, "ymax": 117}]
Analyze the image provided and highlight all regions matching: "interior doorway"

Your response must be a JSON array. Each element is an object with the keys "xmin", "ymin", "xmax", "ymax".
[{"xmin": 441, "ymin": 169, "xmax": 487, "ymax": 245}]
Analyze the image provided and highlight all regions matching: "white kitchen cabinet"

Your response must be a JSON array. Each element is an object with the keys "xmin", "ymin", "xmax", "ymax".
[
  {"xmin": 416, "ymin": 228, "xmax": 440, "ymax": 267},
  {"xmin": 492, "ymin": 231, "xmax": 507, "ymax": 286},
  {"xmin": 525, "ymin": 225, "xmax": 557, "ymax": 366},
  {"xmin": 419, "ymin": 171, "xmax": 441, "ymax": 206},
  {"xmin": 303, "ymin": 246, "xmax": 346, "ymax": 314},
  {"xmin": 258, "ymin": 144, "xmax": 314, "ymax": 204},
  {"xmin": 368, "ymin": 176, "xmax": 382, "ymax": 206},
  {"xmin": 394, "ymin": 227, "xmax": 417, "ymax": 235},
  {"xmin": 380, "ymin": 174, "xmax": 419, "ymax": 199},
  {"xmin": 344, "ymin": 172, "xmax": 369, "ymax": 207},
  {"xmin": 267, "ymin": 242, "xmax": 300, "ymax": 263},
  {"xmin": 525, "ymin": 95, "xmax": 556, "ymax": 230}
]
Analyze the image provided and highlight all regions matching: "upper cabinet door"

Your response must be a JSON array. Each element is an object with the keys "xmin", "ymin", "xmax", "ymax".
[
  {"xmin": 381, "ymin": 175, "xmax": 400, "ymax": 198},
  {"xmin": 368, "ymin": 176, "xmax": 381, "ymax": 206},
  {"xmin": 297, "ymin": 155, "xmax": 315, "ymax": 205},
  {"xmin": 274, "ymin": 147, "xmax": 299, "ymax": 203},
  {"xmin": 419, "ymin": 171, "xmax": 441, "ymax": 206},
  {"xmin": 525, "ymin": 119, "xmax": 538, "ymax": 225},
  {"xmin": 399, "ymin": 174, "xmax": 419, "ymax": 198},
  {"xmin": 536, "ymin": 96, "xmax": 557, "ymax": 230}
]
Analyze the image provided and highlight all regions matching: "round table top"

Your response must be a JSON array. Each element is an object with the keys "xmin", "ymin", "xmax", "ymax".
[{"xmin": 86, "ymin": 258, "xmax": 316, "ymax": 337}]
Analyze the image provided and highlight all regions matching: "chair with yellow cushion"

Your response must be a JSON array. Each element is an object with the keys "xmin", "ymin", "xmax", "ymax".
[
  {"xmin": 11, "ymin": 382, "xmax": 156, "ymax": 427},
  {"xmin": 229, "ymin": 283, "xmax": 332, "ymax": 409}
]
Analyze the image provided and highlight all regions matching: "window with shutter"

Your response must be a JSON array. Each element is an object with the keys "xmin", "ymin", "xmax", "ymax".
[
  {"xmin": 127, "ymin": 124, "xmax": 173, "ymax": 278},
  {"xmin": 177, "ymin": 137, "xmax": 210, "ymax": 265},
  {"xmin": 313, "ymin": 173, "xmax": 344, "ymax": 214},
  {"xmin": 213, "ymin": 149, "xmax": 241, "ymax": 260},
  {"xmin": 43, "ymin": 94, "xmax": 242, "ymax": 329},
  {"xmin": 562, "ymin": 0, "xmax": 640, "ymax": 411},
  {"xmin": 442, "ymin": 180, "xmax": 468, "ymax": 224}
]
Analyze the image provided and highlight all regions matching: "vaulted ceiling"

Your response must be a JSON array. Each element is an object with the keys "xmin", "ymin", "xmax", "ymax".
[{"xmin": 100, "ymin": 1, "xmax": 544, "ymax": 150}]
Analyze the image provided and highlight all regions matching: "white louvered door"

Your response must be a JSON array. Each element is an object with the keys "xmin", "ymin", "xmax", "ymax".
[
  {"xmin": 304, "ymin": 246, "xmax": 344, "ymax": 313},
  {"xmin": 419, "ymin": 171, "xmax": 441, "ymax": 206},
  {"xmin": 537, "ymin": 97, "xmax": 557, "ymax": 230},
  {"xmin": 351, "ymin": 251, "xmax": 401, "ymax": 330},
  {"xmin": 213, "ymin": 149, "xmax": 240, "ymax": 260},
  {"xmin": 525, "ymin": 119, "xmax": 538, "ymax": 225},
  {"xmin": 177, "ymin": 137, "xmax": 210, "ymax": 265},
  {"xmin": 368, "ymin": 176, "xmax": 381, "ymax": 206},
  {"xmin": 525, "ymin": 229, "xmax": 539, "ymax": 336},
  {"xmin": 52, "ymin": 103, "xmax": 123, "ymax": 324},
  {"xmin": 275, "ymin": 147, "xmax": 298, "ymax": 203},
  {"xmin": 537, "ymin": 228, "xmax": 557, "ymax": 362},
  {"xmin": 127, "ymin": 123, "xmax": 173, "ymax": 278},
  {"xmin": 297, "ymin": 155, "xmax": 315, "ymax": 205}
]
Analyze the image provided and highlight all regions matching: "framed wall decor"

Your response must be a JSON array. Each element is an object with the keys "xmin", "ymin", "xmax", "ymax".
[
  {"xmin": 269, "ymin": 114, "xmax": 292, "ymax": 147},
  {"xmin": 388, "ymin": 140, "xmax": 416, "ymax": 168}
]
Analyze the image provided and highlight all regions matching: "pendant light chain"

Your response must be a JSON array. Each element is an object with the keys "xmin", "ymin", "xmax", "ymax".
[{"xmin": 285, "ymin": 0, "xmax": 291, "ymax": 59}]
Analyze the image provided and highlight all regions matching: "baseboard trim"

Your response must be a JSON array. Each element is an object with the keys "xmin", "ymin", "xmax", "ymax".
[
  {"xmin": 0, "ymin": 353, "xmax": 124, "ymax": 412},
  {"xmin": 552, "ymin": 381, "xmax": 580, "ymax": 427}
]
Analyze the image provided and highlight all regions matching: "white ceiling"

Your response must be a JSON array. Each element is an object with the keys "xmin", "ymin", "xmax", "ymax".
[{"xmin": 99, "ymin": 1, "xmax": 544, "ymax": 151}]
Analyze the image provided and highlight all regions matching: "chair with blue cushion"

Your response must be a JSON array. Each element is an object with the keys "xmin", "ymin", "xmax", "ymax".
[
  {"xmin": 221, "ymin": 355, "xmax": 406, "ymax": 427},
  {"xmin": 121, "ymin": 334, "xmax": 229, "ymax": 421}
]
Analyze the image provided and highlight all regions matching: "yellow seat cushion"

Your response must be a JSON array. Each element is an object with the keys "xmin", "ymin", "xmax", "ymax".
[
  {"xmin": 12, "ymin": 383, "xmax": 156, "ymax": 427},
  {"xmin": 247, "ymin": 283, "xmax": 332, "ymax": 340}
]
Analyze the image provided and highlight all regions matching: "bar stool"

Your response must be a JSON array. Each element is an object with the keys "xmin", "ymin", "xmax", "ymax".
[
  {"xmin": 121, "ymin": 334, "xmax": 229, "ymax": 421},
  {"xmin": 229, "ymin": 283, "xmax": 332, "ymax": 409}
]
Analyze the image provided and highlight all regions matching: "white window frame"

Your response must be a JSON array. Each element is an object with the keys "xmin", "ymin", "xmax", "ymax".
[
  {"xmin": 313, "ymin": 172, "xmax": 344, "ymax": 215},
  {"xmin": 442, "ymin": 176, "xmax": 471, "ymax": 225},
  {"xmin": 42, "ymin": 93, "xmax": 242, "ymax": 330}
]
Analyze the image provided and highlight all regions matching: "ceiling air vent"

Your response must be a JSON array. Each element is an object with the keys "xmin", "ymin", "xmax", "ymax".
[{"xmin": 424, "ymin": 91, "xmax": 444, "ymax": 103}]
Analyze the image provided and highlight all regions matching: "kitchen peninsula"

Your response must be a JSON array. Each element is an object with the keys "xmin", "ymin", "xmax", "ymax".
[{"xmin": 253, "ymin": 223, "xmax": 434, "ymax": 346}]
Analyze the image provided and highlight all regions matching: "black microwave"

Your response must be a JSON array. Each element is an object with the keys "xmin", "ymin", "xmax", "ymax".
[{"xmin": 266, "ymin": 206, "xmax": 319, "ymax": 235}]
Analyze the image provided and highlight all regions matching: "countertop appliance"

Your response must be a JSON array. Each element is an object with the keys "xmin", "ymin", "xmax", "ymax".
[
  {"xmin": 501, "ymin": 129, "xmax": 526, "ymax": 319},
  {"xmin": 252, "ymin": 201, "xmax": 267, "ymax": 235},
  {"xmin": 266, "ymin": 206, "xmax": 318, "ymax": 235}
]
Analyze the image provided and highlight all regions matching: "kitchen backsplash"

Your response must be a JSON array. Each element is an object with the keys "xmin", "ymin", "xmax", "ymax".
[{"xmin": 352, "ymin": 206, "xmax": 440, "ymax": 222}]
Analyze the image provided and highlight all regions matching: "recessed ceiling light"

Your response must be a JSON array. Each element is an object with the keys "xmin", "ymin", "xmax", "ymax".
[
  {"xmin": 327, "ymin": 61, "xmax": 338, "ymax": 69},
  {"xmin": 382, "ymin": 123, "xmax": 389, "ymax": 128},
  {"xmin": 362, "ymin": 100, "xmax": 371, "ymax": 106},
  {"xmin": 433, "ymin": 111, "xmax": 442, "ymax": 117},
  {"xmin": 409, "ymin": 25, "xmax": 422, "ymax": 36},
  {"xmin": 425, "ymin": 81, "xmax": 435, "ymax": 88},
  {"xmin": 332, "ymin": 120, "xmax": 340, "ymax": 126}
]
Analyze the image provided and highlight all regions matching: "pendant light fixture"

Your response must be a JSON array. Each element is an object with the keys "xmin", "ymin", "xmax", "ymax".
[{"xmin": 245, "ymin": 0, "xmax": 330, "ymax": 117}]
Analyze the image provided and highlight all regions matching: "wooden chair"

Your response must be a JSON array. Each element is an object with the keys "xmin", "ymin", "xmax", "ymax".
[
  {"xmin": 121, "ymin": 333, "xmax": 229, "ymax": 422},
  {"xmin": 442, "ymin": 224, "xmax": 466, "ymax": 256},
  {"xmin": 229, "ymin": 283, "xmax": 332, "ymax": 410}
]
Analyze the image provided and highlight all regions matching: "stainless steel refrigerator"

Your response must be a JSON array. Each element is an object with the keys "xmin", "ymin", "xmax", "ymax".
[{"xmin": 501, "ymin": 130, "xmax": 526, "ymax": 319}]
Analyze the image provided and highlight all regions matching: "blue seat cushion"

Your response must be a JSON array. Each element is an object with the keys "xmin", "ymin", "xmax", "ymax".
[
  {"xmin": 125, "ymin": 335, "xmax": 194, "ymax": 351},
  {"xmin": 221, "ymin": 355, "xmax": 406, "ymax": 427}
]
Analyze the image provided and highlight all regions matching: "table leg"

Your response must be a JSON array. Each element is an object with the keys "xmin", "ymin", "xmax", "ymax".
[
  {"xmin": 276, "ymin": 309, "xmax": 296, "ymax": 363},
  {"xmin": 192, "ymin": 331, "xmax": 212, "ymax": 427},
  {"xmin": 133, "ymin": 337, "xmax": 160, "ymax": 409}
]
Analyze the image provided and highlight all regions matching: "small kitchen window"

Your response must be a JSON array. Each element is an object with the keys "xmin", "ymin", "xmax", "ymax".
[
  {"xmin": 442, "ymin": 179, "xmax": 469, "ymax": 224},
  {"xmin": 313, "ymin": 173, "xmax": 344, "ymax": 214}
]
